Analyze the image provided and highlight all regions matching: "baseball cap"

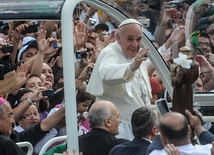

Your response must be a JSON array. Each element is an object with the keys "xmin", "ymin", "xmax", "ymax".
[
  {"xmin": 17, "ymin": 36, "xmax": 38, "ymax": 62},
  {"xmin": 95, "ymin": 23, "xmax": 109, "ymax": 32}
]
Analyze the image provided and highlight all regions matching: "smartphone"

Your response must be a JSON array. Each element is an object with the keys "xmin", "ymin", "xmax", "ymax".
[
  {"xmin": 22, "ymin": 25, "xmax": 38, "ymax": 35},
  {"xmin": 1, "ymin": 45, "xmax": 13, "ymax": 53},
  {"xmin": 195, "ymin": 55, "xmax": 202, "ymax": 65},
  {"xmin": 155, "ymin": 98, "xmax": 170, "ymax": 115},
  {"xmin": 42, "ymin": 89, "xmax": 54, "ymax": 98}
]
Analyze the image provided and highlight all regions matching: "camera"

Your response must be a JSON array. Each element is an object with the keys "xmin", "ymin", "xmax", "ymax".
[
  {"xmin": 87, "ymin": 18, "xmax": 97, "ymax": 30},
  {"xmin": 75, "ymin": 48, "xmax": 92, "ymax": 59},
  {"xmin": 137, "ymin": 17, "xmax": 150, "ymax": 28},
  {"xmin": 1, "ymin": 45, "xmax": 13, "ymax": 53},
  {"xmin": 76, "ymin": 50, "xmax": 87, "ymax": 59}
]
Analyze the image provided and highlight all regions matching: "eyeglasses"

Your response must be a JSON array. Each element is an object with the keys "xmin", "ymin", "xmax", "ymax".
[
  {"xmin": 197, "ymin": 42, "xmax": 211, "ymax": 47},
  {"xmin": 21, "ymin": 113, "xmax": 40, "ymax": 120}
]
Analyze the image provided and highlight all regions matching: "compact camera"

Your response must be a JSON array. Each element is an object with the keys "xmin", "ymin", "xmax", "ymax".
[
  {"xmin": 87, "ymin": 18, "xmax": 97, "ymax": 30},
  {"xmin": 1, "ymin": 45, "xmax": 13, "ymax": 53},
  {"xmin": 76, "ymin": 50, "xmax": 87, "ymax": 59},
  {"xmin": 137, "ymin": 17, "xmax": 150, "ymax": 28},
  {"xmin": 76, "ymin": 48, "xmax": 92, "ymax": 59}
]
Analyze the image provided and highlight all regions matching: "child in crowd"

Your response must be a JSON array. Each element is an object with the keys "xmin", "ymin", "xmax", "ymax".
[{"xmin": 76, "ymin": 86, "xmax": 94, "ymax": 135}]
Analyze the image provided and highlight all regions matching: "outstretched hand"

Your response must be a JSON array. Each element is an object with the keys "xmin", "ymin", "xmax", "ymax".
[{"xmin": 130, "ymin": 47, "xmax": 149, "ymax": 72}]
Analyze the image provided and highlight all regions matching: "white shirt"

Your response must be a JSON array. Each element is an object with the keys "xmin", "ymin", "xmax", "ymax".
[{"xmin": 149, "ymin": 143, "xmax": 212, "ymax": 155}]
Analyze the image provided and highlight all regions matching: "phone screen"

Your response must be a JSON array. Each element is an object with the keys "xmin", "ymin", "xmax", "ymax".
[{"xmin": 155, "ymin": 98, "xmax": 170, "ymax": 115}]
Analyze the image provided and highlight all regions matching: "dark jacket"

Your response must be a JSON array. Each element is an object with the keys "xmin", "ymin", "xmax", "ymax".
[
  {"xmin": 79, "ymin": 128, "xmax": 128, "ymax": 155},
  {"xmin": 0, "ymin": 135, "xmax": 26, "ymax": 155},
  {"xmin": 109, "ymin": 137, "xmax": 151, "ymax": 155},
  {"xmin": 13, "ymin": 122, "xmax": 48, "ymax": 146}
]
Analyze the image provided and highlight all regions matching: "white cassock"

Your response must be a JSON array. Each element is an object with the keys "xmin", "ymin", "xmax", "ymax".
[{"xmin": 86, "ymin": 41, "xmax": 152, "ymax": 140}]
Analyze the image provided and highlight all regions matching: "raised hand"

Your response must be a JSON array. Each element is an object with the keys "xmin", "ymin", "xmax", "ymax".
[
  {"xmin": 130, "ymin": 47, "xmax": 149, "ymax": 72},
  {"xmin": 15, "ymin": 62, "xmax": 30, "ymax": 87},
  {"xmin": 37, "ymin": 29, "xmax": 48, "ymax": 52},
  {"xmin": 74, "ymin": 22, "xmax": 88, "ymax": 50},
  {"xmin": 89, "ymin": 37, "xmax": 103, "ymax": 63},
  {"xmin": 37, "ymin": 29, "xmax": 58, "ymax": 56}
]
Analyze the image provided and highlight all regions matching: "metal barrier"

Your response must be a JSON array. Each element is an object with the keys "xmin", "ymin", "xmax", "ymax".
[
  {"xmin": 16, "ymin": 141, "xmax": 33, "ymax": 155},
  {"xmin": 39, "ymin": 135, "xmax": 67, "ymax": 155}
]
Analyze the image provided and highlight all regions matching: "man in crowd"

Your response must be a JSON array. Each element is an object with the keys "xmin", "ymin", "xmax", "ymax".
[
  {"xmin": 109, "ymin": 105, "xmax": 160, "ymax": 155},
  {"xmin": 0, "ymin": 97, "xmax": 25, "ymax": 155},
  {"xmin": 86, "ymin": 18, "xmax": 152, "ymax": 140},
  {"xmin": 147, "ymin": 110, "xmax": 213, "ymax": 155},
  {"xmin": 78, "ymin": 100, "xmax": 128, "ymax": 155}
]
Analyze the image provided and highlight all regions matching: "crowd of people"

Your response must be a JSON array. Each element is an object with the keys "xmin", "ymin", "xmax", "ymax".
[{"xmin": 0, "ymin": 0, "xmax": 214, "ymax": 155}]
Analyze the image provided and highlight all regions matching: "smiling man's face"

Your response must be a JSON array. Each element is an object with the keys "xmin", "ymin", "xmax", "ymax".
[{"xmin": 117, "ymin": 24, "xmax": 143, "ymax": 58}]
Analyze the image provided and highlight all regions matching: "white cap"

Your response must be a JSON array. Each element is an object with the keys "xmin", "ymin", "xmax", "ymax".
[
  {"xmin": 118, "ymin": 19, "xmax": 142, "ymax": 28},
  {"xmin": 22, "ymin": 36, "xmax": 36, "ymax": 46},
  {"xmin": 17, "ymin": 36, "xmax": 37, "ymax": 62}
]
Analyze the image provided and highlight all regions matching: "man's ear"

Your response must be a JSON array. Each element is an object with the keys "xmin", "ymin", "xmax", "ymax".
[
  {"xmin": 104, "ymin": 118, "xmax": 112, "ymax": 127},
  {"xmin": 187, "ymin": 125, "xmax": 192, "ymax": 135},
  {"xmin": 151, "ymin": 125, "xmax": 159, "ymax": 136}
]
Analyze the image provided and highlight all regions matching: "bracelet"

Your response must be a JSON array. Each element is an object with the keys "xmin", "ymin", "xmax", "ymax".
[{"xmin": 27, "ymin": 98, "xmax": 34, "ymax": 105}]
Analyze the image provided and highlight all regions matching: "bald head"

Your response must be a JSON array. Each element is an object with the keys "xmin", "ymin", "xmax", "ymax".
[
  {"xmin": 160, "ymin": 112, "xmax": 186, "ymax": 131},
  {"xmin": 89, "ymin": 100, "xmax": 116, "ymax": 113},
  {"xmin": 159, "ymin": 112, "xmax": 190, "ymax": 145},
  {"xmin": 89, "ymin": 100, "xmax": 118, "ymax": 128}
]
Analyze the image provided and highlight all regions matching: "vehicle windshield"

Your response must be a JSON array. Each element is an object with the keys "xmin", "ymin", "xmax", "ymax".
[{"xmin": 1, "ymin": 0, "xmax": 214, "ymax": 154}]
